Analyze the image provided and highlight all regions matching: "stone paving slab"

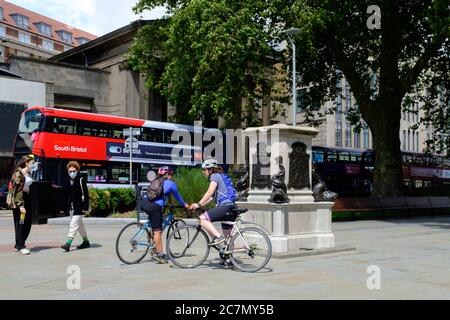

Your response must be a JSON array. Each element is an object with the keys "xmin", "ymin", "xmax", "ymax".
[{"xmin": 0, "ymin": 215, "xmax": 450, "ymax": 299}]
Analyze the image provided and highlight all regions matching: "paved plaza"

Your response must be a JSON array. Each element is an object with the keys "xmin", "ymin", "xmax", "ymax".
[{"xmin": 1, "ymin": 211, "xmax": 450, "ymax": 300}]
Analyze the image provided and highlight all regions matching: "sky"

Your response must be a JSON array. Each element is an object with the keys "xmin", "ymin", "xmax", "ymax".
[{"xmin": 7, "ymin": 0, "xmax": 166, "ymax": 36}]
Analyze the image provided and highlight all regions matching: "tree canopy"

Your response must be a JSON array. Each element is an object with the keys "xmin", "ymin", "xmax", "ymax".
[
  {"xmin": 128, "ymin": 0, "xmax": 290, "ymax": 127},
  {"xmin": 285, "ymin": 0, "xmax": 449, "ymax": 196},
  {"xmin": 128, "ymin": 0, "xmax": 449, "ymax": 197}
]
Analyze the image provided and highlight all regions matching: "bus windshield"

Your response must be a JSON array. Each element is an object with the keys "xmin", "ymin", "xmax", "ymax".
[{"xmin": 18, "ymin": 109, "xmax": 43, "ymax": 134}]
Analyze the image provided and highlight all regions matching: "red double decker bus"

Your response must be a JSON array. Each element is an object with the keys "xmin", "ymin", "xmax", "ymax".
[{"xmin": 13, "ymin": 106, "xmax": 203, "ymax": 189}]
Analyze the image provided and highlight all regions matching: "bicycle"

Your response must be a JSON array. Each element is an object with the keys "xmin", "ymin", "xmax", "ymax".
[
  {"xmin": 166, "ymin": 207, "xmax": 272, "ymax": 272},
  {"xmin": 115, "ymin": 205, "xmax": 187, "ymax": 264}
]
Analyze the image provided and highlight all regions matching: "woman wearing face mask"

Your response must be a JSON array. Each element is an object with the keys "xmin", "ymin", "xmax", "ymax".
[
  {"xmin": 10, "ymin": 155, "xmax": 35, "ymax": 255},
  {"xmin": 61, "ymin": 161, "xmax": 90, "ymax": 252}
]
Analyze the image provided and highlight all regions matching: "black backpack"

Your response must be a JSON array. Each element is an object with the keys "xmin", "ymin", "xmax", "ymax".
[{"xmin": 146, "ymin": 177, "xmax": 166, "ymax": 201}]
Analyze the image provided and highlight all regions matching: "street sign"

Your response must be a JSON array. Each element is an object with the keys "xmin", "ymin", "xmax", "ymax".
[
  {"xmin": 124, "ymin": 137, "xmax": 139, "ymax": 150},
  {"xmin": 123, "ymin": 128, "xmax": 141, "ymax": 137}
]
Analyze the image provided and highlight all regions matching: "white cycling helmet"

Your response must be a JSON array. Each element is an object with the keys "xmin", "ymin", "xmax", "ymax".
[{"xmin": 201, "ymin": 159, "xmax": 219, "ymax": 169}]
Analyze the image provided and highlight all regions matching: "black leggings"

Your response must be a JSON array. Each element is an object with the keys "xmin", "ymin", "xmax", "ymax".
[
  {"xmin": 140, "ymin": 200, "xmax": 163, "ymax": 231},
  {"xmin": 204, "ymin": 204, "xmax": 237, "ymax": 231},
  {"xmin": 12, "ymin": 193, "xmax": 32, "ymax": 249}
]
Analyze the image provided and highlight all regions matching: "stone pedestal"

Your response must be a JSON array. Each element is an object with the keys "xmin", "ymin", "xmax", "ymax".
[
  {"xmin": 238, "ymin": 201, "xmax": 335, "ymax": 251},
  {"xmin": 242, "ymin": 124, "xmax": 335, "ymax": 253}
]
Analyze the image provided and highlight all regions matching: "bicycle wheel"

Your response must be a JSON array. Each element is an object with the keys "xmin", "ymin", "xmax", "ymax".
[
  {"xmin": 166, "ymin": 224, "xmax": 210, "ymax": 268},
  {"xmin": 116, "ymin": 222, "xmax": 151, "ymax": 264},
  {"xmin": 229, "ymin": 227, "xmax": 272, "ymax": 272},
  {"xmin": 166, "ymin": 219, "xmax": 188, "ymax": 258},
  {"xmin": 166, "ymin": 219, "xmax": 187, "ymax": 240}
]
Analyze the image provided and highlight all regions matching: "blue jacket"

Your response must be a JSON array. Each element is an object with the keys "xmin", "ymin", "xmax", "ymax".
[{"xmin": 144, "ymin": 179, "xmax": 186, "ymax": 208}]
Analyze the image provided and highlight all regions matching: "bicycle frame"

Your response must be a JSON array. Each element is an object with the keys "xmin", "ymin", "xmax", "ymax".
[
  {"xmin": 130, "ymin": 208, "xmax": 178, "ymax": 250},
  {"xmin": 213, "ymin": 217, "xmax": 253, "ymax": 255}
]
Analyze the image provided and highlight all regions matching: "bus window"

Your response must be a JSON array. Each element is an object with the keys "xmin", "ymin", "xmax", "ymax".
[
  {"xmin": 350, "ymin": 153, "xmax": 361, "ymax": 163},
  {"xmin": 110, "ymin": 164, "xmax": 138, "ymax": 183},
  {"xmin": 415, "ymin": 180, "xmax": 423, "ymax": 188},
  {"xmin": 139, "ymin": 164, "xmax": 159, "ymax": 182},
  {"xmin": 85, "ymin": 167, "xmax": 107, "ymax": 182},
  {"xmin": 403, "ymin": 155, "xmax": 413, "ymax": 163},
  {"xmin": 18, "ymin": 109, "xmax": 42, "ymax": 133},
  {"xmin": 163, "ymin": 130, "xmax": 175, "ymax": 144},
  {"xmin": 142, "ymin": 128, "xmax": 164, "ymax": 143},
  {"xmin": 110, "ymin": 124, "xmax": 126, "ymax": 139},
  {"xmin": 337, "ymin": 152, "xmax": 350, "ymax": 162},
  {"xmin": 77, "ymin": 120, "xmax": 108, "ymax": 137},
  {"xmin": 312, "ymin": 150, "xmax": 324, "ymax": 163},
  {"xmin": 44, "ymin": 117, "xmax": 76, "ymax": 134},
  {"xmin": 325, "ymin": 150, "xmax": 337, "ymax": 162}
]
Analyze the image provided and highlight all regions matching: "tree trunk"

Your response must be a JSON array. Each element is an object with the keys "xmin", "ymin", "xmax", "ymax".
[
  {"xmin": 368, "ymin": 99, "xmax": 404, "ymax": 197},
  {"xmin": 261, "ymin": 92, "xmax": 271, "ymax": 126}
]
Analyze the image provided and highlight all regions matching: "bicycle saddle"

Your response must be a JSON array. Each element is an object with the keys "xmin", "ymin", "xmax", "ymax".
[{"xmin": 231, "ymin": 207, "xmax": 248, "ymax": 214}]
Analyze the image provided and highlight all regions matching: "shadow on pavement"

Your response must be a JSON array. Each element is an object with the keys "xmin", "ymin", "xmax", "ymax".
[
  {"xmin": 32, "ymin": 243, "xmax": 102, "ymax": 252},
  {"xmin": 164, "ymin": 260, "xmax": 274, "ymax": 273},
  {"xmin": 31, "ymin": 246, "xmax": 59, "ymax": 252}
]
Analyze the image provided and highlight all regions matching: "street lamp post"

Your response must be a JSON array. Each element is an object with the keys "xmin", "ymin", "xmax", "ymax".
[{"xmin": 282, "ymin": 28, "xmax": 300, "ymax": 126}]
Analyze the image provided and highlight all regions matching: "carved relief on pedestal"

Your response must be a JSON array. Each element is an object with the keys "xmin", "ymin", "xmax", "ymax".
[
  {"xmin": 288, "ymin": 142, "xmax": 311, "ymax": 190},
  {"xmin": 251, "ymin": 142, "xmax": 271, "ymax": 189}
]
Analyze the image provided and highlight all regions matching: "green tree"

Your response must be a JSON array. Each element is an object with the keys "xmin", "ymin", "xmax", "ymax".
[
  {"xmin": 128, "ymin": 0, "xmax": 289, "ymax": 128},
  {"xmin": 286, "ymin": 0, "xmax": 449, "ymax": 197}
]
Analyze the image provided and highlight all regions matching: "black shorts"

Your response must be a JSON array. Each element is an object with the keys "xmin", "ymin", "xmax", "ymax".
[
  {"xmin": 140, "ymin": 200, "xmax": 163, "ymax": 231},
  {"xmin": 204, "ymin": 204, "xmax": 237, "ymax": 230}
]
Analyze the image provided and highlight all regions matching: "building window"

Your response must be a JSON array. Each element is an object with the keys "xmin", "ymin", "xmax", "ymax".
[
  {"xmin": 407, "ymin": 130, "xmax": 411, "ymax": 151},
  {"xmin": 335, "ymin": 121, "xmax": 342, "ymax": 147},
  {"xmin": 416, "ymin": 132, "xmax": 419, "ymax": 152},
  {"xmin": 336, "ymin": 94, "xmax": 342, "ymax": 124},
  {"xmin": 12, "ymin": 14, "xmax": 29, "ymax": 29},
  {"xmin": 42, "ymin": 39, "xmax": 53, "ymax": 51},
  {"xmin": 403, "ymin": 130, "xmax": 406, "ymax": 150},
  {"xmin": 77, "ymin": 37, "xmax": 89, "ymax": 45},
  {"xmin": 18, "ymin": 32, "xmax": 31, "ymax": 44},
  {"xmin": 36, "ymin": 23, "xmax": 52, "ymax": 37},
  {"xmin": 0, "ymin": 7, "xmax": 4, "ymax": 21},
  {"xmin": 0, "ymin": 46, "xmax": 4, "ymax": 61},
  {"xmin": 363, "ymin": 126, "xmax": 369, "ymax": 149},
  {"xmin": 354, "ymin": 130, "xmax": 361, "ymax": 149},
  {"xmin": 415, "ymin": 103, "xmax": 419, "ymax": 122},
  {"xmin": 0, "ymin": 25, "xmax": 5, "ymax": 37},
  {"xmin": 345, "ymin": 122, "xmax": 351, "ymax": 147},
  {"xmin": 57, "ymin": 30, "xmax": 72, "ymax": 44},
  {"xmin": 345, "ymin": 84, "xmax": 351, "ymax": 113}
]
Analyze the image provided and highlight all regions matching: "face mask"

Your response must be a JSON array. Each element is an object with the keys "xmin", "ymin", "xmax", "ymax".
[{"xmin": 69, "ymin": 171, "xmax": 78, "ymax": 179}]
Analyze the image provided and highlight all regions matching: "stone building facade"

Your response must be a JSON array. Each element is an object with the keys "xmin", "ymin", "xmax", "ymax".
[{"xmin": 7, "ymin": 20, "xmax": 168, "ymax": 121}]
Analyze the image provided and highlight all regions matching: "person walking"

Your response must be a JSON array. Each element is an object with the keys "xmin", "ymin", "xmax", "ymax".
[
  {"xmin": 9, "ymin": 155, "xmax": 35, "ymax": 255},
  {"xmin": 60, "ymin": 161, "xmax": 90, "ymax": 252},
  {"xmin": 140, "ymin": 166, "xmax": 190, "ymax": 263}
]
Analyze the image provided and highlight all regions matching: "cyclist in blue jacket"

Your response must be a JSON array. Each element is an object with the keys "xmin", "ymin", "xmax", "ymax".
[
  {"xmin": 141, "ymin": 167, "xmax": 189, "ymax": 263},
  {"xmin": 190, "ymin": 159, "xmax": 238, "ymax": 255}
]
